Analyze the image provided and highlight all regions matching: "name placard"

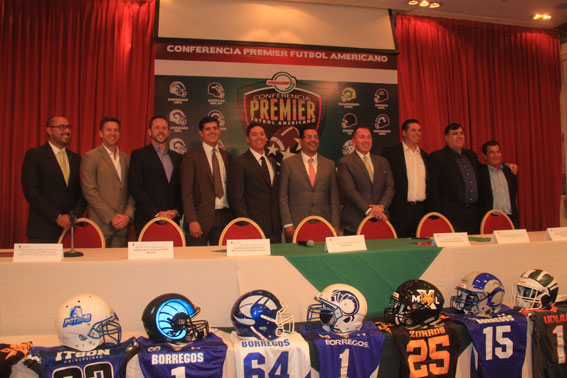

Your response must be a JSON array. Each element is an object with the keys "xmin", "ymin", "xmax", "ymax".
[
  {"xmin": 491, "ymin": 229, "xmax": 530, "ymax": 244},
  {"xmin": 13, "ymin": 243, "xmax": 63, "ymax": 262},
  {"xmin": 128, "ymin": 241, "xmax": 174, "ymax": 259},
  {"xmin": 325, "ymin": 235, "xmax": 367, "ymax": 253},
  {"xmin": 545, "ymin": 227, "xmax": 567, "ymax": 241},
  {"xmin": 432, "ymin": 233, "xmax": 470, "ymax": 247},
  {"xmin": 227, "ymin": 239, "xmax": 271, "ymax": 256}
]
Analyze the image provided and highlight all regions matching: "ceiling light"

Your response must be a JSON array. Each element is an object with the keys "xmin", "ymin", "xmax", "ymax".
[
  {"xmin": 419, "ymin": 1, "xmax": 430, "ymax": 7},
  {"xmin": 429, "ymin": 2, "xmax": 440, "ymax": 8},
  {"xmin": 533, "ymin": 13, "xmax": 551, "ymax": 20},
  {"xmin": 408, "ymin": 0, "xmax": 419, "ymax": 5}
]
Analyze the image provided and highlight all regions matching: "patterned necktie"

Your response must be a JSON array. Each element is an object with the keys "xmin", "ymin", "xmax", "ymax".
[
  {"xmin": 58, "ymin": 150, "xmax": 69, "ymax": 185},
  {"xmin": 308, "ymin": 158, "xmax": 316, "ymax": 187},
  {"xmin": 212, "ymin": 148, "xmax": 223, "ymax": 199},
  {"xmin": 363, "ymin": 155, "xmax": 374, "ymax": 183},
  {"xmin": 260, "ymin": 156, "xmax": 271, "ymax": 184}
]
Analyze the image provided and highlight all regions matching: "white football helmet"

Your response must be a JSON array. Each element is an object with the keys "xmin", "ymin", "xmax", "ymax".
[
  {"xmin": 513, "ymin": 269, "xmax": 559, "ymax": 310},
  {"xmin": 56, "ymin": 294, "xmax": 121, "ymax": 351},
  {"xmin": 450, "ymin": 272, "xmax": 505, "ymax": 316},
  {"xmin": 307, "ymin": 284, "xmax": 367, "ymax": 334}
]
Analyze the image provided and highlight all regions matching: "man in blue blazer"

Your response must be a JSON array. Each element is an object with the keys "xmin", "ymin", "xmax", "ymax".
[
  {"xmin": 21, "ymin": 116, "xmax": 86, "ymax": 242},
  {"xmin": 128, "ymin": 116, "xmax": 182, "ymax": 236}
]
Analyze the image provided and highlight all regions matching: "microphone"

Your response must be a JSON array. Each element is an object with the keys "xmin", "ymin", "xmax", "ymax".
[
  {"xmin": 297, "ymin": 240, "xmax": 315, "ymax": 247},
  {"xmin": 64, "ymin": 211, "xmax": 84, "ymax": 258}
]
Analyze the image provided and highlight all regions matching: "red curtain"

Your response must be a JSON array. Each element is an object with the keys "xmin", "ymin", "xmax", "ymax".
[
  {"xmin": 396, "ymin": 14, "xmax": 562, "ymax": 231},
  {"xmin": 0, "ymin": 0, "xmax": 155, "ymax": 247}
]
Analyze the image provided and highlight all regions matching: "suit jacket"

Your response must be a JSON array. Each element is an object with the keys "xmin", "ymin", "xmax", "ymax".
[
  {"xmin": 80, "ymin": 144, "xmax": 135, "ymax": 237},
  {"xmin": 381, "ymin": 142, "xmax": 429, "ymax": 224},
  {"xmin": 478, "ymin": 163, "xmax": 519, "ymax": 227},
  {"xmin": 128, "ymin": 144, "xmax": 182, "ymax": 234},
  {"xmin": 279, "ymin": 153, "xmax": 340, "ymax": 228},
  {"xmin": 337, "ymin": 152, "xmax": 395, "ymax": 233},
  {"xmin": 180, "ymin": 145, "xmax": 232, "ymax": 234},
  {"xmin": 427, "ymin": 145, "xmax": 481, "ymax": 220},
  {"xmin": 21, "ymin": 143, "xmax": 86, "ymax": 242},
  {"xmin": 229, "ymin": 150, "xmax": 281, "ymax": 239}
]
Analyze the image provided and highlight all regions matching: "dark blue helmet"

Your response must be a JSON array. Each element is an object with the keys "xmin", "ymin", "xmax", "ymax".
[{"xmin": 231, "ymin": 290, "xmax": 294, "ymax": 341}]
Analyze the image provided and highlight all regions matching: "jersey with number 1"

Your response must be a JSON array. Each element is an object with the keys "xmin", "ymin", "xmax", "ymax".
[
  {"xmin": 299, "ymin": 321, "xmax": 385, "ymax": 378},
  {"xmin": 135, "ymin": 334, "xmax": 227, "ymax": 378},
  {"xmin": 24, "ymin": 338, "xmax": 137, "ymax": 378},
  {"xmin": 231, "ymin": 331, "xmax": 310, "ymax": 378},
  {"xmin": 530, "ymin": 306, "xmax": 567, "ymax": 378},
  {"xmin": 449, "ymin": 310, "xmax": 527, "ymax": 378}
]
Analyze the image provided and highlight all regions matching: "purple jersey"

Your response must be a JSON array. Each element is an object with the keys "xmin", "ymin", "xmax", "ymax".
[
  {"xmin": 299, "ymin": 321, "xmax": 385, "ymax": 378},
  {"xmin": 24, "ymin": 338, "xmax": 136, "ymax": 378},
  {"xmin": 135, "ymin": 334, "xmax": 227, "ymax": 378},
  {"xmin": 449, "ymin": 310, "xmax": 527, "ymax": 378}
]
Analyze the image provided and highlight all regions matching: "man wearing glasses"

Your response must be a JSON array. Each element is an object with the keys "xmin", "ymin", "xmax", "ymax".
[{"xmin": 21, "ymin": 116, "xmax": 86, "ymax": 243}]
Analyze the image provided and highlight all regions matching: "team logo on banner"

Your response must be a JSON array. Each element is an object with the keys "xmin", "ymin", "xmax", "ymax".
[
  {"xmin": 208, "ymin": 82, "xmax": 226, "ymax": 105},
  {"xmin": 338, "ymin": 87, "xmax": 359, "ymax": 109},
  {"xmin": 342, "ymin": 140, "xmax": 354, "ymax": 156},
  {"xmin": 208, "ymin": 110, "xmax": 226, "ymax": 129},
  {"xmin": 168, "ymin": 109, "xmax": 188, "ymax": 131},
  {"xmin": 374, "ymin": 88, "xmax": 389, "ymax": 110},
  {"xmin": 341, "ymin": 113, "xmax": 358, "ymax": 135},
  {"xmin": 238, "ymin": 71, "xmax": 324, "ymax": 162},
  {"xmin": 168, "ymin": 81, "xmax": 189, "ymax": 104},
  {"xmin": 169, "ymin": 138, "xmax": 187, "ymax": 154}
]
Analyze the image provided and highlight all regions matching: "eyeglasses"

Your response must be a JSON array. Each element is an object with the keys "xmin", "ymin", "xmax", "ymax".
[{"xmin": 48, "ymin": 124, "xmax": 73, "ymax": 131}]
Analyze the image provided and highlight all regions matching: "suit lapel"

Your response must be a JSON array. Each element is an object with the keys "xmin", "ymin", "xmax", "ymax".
[
  {"xmin": 397, "ymin": 144, "xmax": 408, "ymax": 185},
  {"xmin": 353, "ymin": 153, "xmax": 372, "ymax": 184},
  {"xmin": 44, "ymin": 143, "xmax": 69, "ymax": 187},
  {"xmin": 294, "ymin": 153, "xmax": 312, "ymax": 187},
  {"xmin": 147, "ymin": 144, "xmax": 168, "ymax": 183},
  {"xmin": 247, "ymin": 150, "xmax": 271, "ymax": 187}
]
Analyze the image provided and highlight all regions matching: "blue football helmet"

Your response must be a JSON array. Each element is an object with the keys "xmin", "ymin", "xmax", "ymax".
[
  {"xmin": 451, "ymin": 272, "xmax": 505, "ymax": 316},
  {"xmin": 56, "ymin": 294, "xmax": 121, "ymax": 351},
  {"xmin": 142, "ymin": 293, "xmax": 209, "ymax": 345},
  {"xmin": 307, "ymin": 284, "xmax": 367, "ymax": 335},
  {"xmin": 231, "ymin": 290, "xmax": 294, "ymax": 341}
]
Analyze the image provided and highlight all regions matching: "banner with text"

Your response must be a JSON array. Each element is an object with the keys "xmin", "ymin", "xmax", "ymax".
[{"xmin": 155, "ymin": 42, "xmax": 398, "ymax": 162}]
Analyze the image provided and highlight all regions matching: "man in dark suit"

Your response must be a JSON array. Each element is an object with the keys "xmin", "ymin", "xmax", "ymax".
[
  {"xmin": 21, "ymin": 116, "xmax": 86, "ymax": 243},
  {"xmin": 337, "ymin": 125, "xmax": 394, "ymax": 235},
  {"xmin": 428, "ymin": 123, "xmax": 481, "ymax": 234},
  {"xmin": 128, "ymin": 115, "xmax": 182, "ymax": 235},
  {"xmin": 229, "ymin": 123, "xmax": 281, "ymax": 243},
  {"xmin": 382, "ymin": 119, "xmax": 428, "ymax": 237},
  {"xmin": 180, "ymin": 116, "xmax": 232, "ymax": 246},
  {"xmin": 478, "ymin": 140, "xmax": 519, "ymax": 227},
  {"xmin": 279, "ymin": 127, "xmax": 340, "ymax": 241}
]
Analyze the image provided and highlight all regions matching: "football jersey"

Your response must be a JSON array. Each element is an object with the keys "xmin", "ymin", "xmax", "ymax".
[
  {"xmin": 134, "ymin": 334, "xmax": 227, "ymax": 378},
  {"xmin": 24, "ymin": 338, "xmax": 136, "ymax": 378},
  {"xmin": 299, "ymin": 321, "xmax": 385, "ymax": 378},
  {"xmin": 231, "ymin": 331, "xmax": 310, "ymax": 378},
  {"xmin": 378, "ymin": 319, "xmax": 461, "ymax": 378},
  {"xmin": 530, "ymin": 306, "xmax": 567, "ymax": 378},
  {"xmin": 449, "ymin": 310, "xmax": 527, "ymax": 378},
  {"xmin": 0, "ymin": 341, "xmax": 32, "ymax": 377}
]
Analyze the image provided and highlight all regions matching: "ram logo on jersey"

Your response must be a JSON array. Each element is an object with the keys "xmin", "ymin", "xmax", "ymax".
[{"xmin": 62, "ymin": 306, "xmax": 92, "ymax": 327}]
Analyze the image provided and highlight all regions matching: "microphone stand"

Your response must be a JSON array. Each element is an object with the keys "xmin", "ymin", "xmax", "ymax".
[{"xmin": 64, "ymin": 212, "xmax": 83, "ymax": 258}]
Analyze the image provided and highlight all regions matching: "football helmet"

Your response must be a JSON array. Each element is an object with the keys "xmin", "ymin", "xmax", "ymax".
[
  {"xmin": 513, "ymin": 269, "xmax": 559, "ymax": 310},
  {"xmin": 231, "ymin": 290, "xmax": 294, "ymax": 341},
  {"xmin": 56, "ymin": 294, "xmax": 121, "ymax": 351},
  {"xmin": 142, "ymin": 293, "xmax": 209, "ymax": 345},
  {"xmin": 384, "ymin": 280, "xmax": 444, "ymax": 328},
  {"xmin": 450, "ymin": 272, "xmax": 505, "ymax": 316},
  {"xmin": 307, "ymin": 284, "xmax": 367, "ymax": 335}
]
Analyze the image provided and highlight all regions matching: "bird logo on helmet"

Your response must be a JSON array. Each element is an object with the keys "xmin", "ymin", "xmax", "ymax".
[
  {"xmin": 307, "ymin": 284, "xmax": 367, "ymax": 335},
  {"xmin": 384, "ymin": 279, "xmax": 444, "ymax": 328},
  {"xmin": 56, "ymin": 294, "xmax": 121, "ymax": 351},
  {"xmin": 231, "ymin": 290, "xmax": 294, "ymax": 341},
  {"xmin": 450, "ymin": 272, "xmax": 505, "ymax": 316},
  {"xmin": 513, "ymin": 269, "xmax": 558, "ymax": 310},
  {"xmin": 142, "ymin": 293, "xmax": 209, "ymax": 345}
]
